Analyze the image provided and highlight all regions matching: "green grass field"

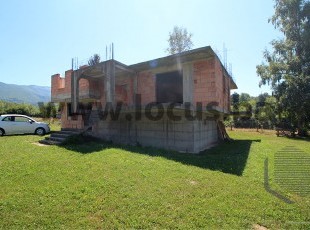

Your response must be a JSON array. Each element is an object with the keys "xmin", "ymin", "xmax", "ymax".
[{"xmin": 0, "ymin": 127, "xmax": 309, "ymax": 229}]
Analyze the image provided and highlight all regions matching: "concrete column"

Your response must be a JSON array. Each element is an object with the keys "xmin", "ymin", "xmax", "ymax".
[
  {"xmin": 110, "ymin": 61, "xmax": 115, "ymax": 103},
  {"xmin": 71, "ymin": 71, "xmax": 79, "ymax": 113},
  {"xmin": 104, "ymin": 62, "xmax": 111, "ymax": 103},
  {"xmin": 133, "ymin": 73, "xmax": 138, "ymax": 105},
  {"xmin": 104, "ymin": 60, "xmax": 115, "ymax": 103},
  {"xmin": 182, "ymin": 63, "xmax": 194, "ymax": 104}
]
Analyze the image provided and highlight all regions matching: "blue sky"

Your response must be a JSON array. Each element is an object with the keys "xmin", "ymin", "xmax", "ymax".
[{"xmin": 0, "ymin": 0, "xmax": 281, "ymax": 96}]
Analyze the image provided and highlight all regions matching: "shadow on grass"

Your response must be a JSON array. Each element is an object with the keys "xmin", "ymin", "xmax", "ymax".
[
  {"xmin": 59, "ymin": 135, "xmax": 260, "ymax": 176},
  {"xmin": 281, "ymin": 135, "xmax": 310, "ymax": 142}
]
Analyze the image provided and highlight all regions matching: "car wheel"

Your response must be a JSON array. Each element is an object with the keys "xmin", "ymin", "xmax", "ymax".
[
  {"xmin": 35, "ymin": 128, "xmax": 45, "ymax": 136},
  {"xmin": 0, "ymin": 128, "xmax": 4, "ymax": 136}
]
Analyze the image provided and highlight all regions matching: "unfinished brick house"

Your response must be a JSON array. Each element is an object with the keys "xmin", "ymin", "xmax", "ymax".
[{"xmin": 51, "ymin": 46, "xmax": 237, "ymax": 153}]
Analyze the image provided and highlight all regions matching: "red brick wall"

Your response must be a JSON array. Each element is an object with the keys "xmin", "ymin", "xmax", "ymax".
[
  {"xmin": 52, "ymin": 70, "xmax": 101, "ymax": 100},
  {"xmin": 52, "ymin": 59, "xmax": 232, "ymax": 112},
  {"xmin": 78, "ymin": 78, "xmax": 90, "ymax": 95},
  {"xmin": 193, "ymin": 58, "xmax": 216, "ymax": 107},
  {"xmin": 137, "ymin": 71, "xmax": 156, "ymax": 105},
  {"xmin": 224, "ymin": 73, "xmax": 230, "ymax": 111},
  {"xmin": 64, "ymin": 70, "xmax": 72, "ymax": 93},
  {"xmin": 214, "ymin": 59, "xmax": 231, "ymax": 112},
  {"xmin": 193, "ymin": 57, "xmax": 231, "ymax": 112},
  {"xmin": 51, "ymin": 74, "xmax": 61, "ymax": 97},
  {"xmin": 214, "ymin": 58, "xmax": 224, "ymax": 109},
  {"xmin": 51, "ymin": 70, "xmax": 72, "ymax": 100},
  {"xmin": 115, "ymin": 85, "xmax": 127, "ymax": 103},
  {"xmin": 115, "ymin": 76, "xmax": 134, "ymax": 105}
]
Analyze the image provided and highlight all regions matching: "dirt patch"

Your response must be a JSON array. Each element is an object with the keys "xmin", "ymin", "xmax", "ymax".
[
  {"xmin": 32, "ymin": 142, "xmax": 49, "ymax": 147},
  {"xmin": 253, "ymin": 224, "xmax": 268, "ymax": 230},
  {"xmin": 189, "ymin": 180, "xmax": 198, "ymax": 185},
  {"xmin": 231, "ymin": 128, "xmax": 275, "ymax": 135}
]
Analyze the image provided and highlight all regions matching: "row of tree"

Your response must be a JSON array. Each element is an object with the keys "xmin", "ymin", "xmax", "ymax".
[
  {"xmin": 0, "ymin": 100, "xmax": 58, "ymax": 118},
  {"xmin": 229, "ymin": 92, "xmax": 278, "ymax": 130},
  {"xmin": 256, "ymin": 0, "xmax": 310, "ymax": 136},
  {"xmin": 229, "ymin": 90, "xmax": 309, "ymax": 135}
]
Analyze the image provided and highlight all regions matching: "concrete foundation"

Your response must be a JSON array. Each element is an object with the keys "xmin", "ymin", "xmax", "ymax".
[{"xmin": 89, "ymin": 109, "xmax": 219, "ymax": 153}]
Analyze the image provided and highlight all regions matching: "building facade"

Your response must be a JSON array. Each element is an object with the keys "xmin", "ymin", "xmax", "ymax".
[{"xmin": 51, "ymin": 46, "xmax": 237, "ymax": 153}]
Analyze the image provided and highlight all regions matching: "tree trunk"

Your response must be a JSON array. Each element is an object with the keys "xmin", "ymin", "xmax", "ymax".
[{"xmin": 297, "ymin": 116, "xmax": 307, "ymax": 137}]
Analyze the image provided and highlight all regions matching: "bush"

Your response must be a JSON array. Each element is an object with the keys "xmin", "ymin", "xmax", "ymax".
[{"xmin": 0, "ymin": 100, "xmax": 40, "ymax": 116}]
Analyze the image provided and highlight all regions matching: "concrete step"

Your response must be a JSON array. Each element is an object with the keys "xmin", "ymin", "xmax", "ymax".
[
  {"xmin": 39, "ymin": 128, "xmax": 83, "ymax": 145},
  {"xmin": 50, "ymin": 133, "xmax": 72, "ymax": 138},
  {"xmin": 58, "ymin": 130, "xmax": 81, "ymax": 135},
  {"xmin": 47, "ymin": 136, "xmax": 67, "ymax": 142},
  {"xmin": 61, "ymin": 128, "xmax": 84, "ymax": 132}
]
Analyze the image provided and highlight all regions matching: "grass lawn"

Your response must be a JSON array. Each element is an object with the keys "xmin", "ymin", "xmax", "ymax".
[{"xmin": 0, "ymin": 127, "xmax": 309, "ymax": 229}]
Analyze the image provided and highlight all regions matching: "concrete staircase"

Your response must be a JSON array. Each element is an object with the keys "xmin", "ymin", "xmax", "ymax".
[{"xmin": 39, "ymin": 128, "xmax": 83, "ymax": 145}]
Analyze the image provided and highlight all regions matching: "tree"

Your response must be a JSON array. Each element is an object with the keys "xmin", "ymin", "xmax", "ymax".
[
  {"xmin": 166, "ymin": 26, "xmax": 194, "ymax": 54},
  {"xmin": 88, "ymin": 54, "xmax": 101, "ymax": 66},
  {"xmin": 254, "ymin": 94, "xmax": 277, "ymax": 129},
  {"xmin": 239, "ymin": 93, "xmax": 251, "ymax": 104},
  {"xmin": 38, "ymin": 102, "xmax": 57, "ymax": 118},
  {"xmin": 231, "ymin": 92, "xmax": 240, "ymax": 123},
  {"xmin": 256, "ymin": 0, "xmax": 310, "ymax": 136},
  {"xmin": 257, "ymin": 92, "xmax": 269, "ymax": 107},
  {"xmin": 231, "ymin": 92, "xmax": 240, "ymax": 110}
]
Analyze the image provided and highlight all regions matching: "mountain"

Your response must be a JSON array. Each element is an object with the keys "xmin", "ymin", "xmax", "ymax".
[{"xmin": 0, "ymin": 82, "xmax": 51, "ymax": 105}]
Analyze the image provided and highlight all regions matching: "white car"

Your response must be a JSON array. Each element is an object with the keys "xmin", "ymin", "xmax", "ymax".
[{"xmin": 0, "ymin": 114, "xmax": 50, "ymax": 136}]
